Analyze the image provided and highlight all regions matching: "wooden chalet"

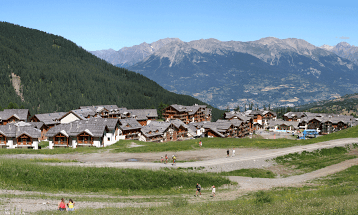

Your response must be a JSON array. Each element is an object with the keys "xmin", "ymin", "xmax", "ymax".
[
  {"xmin": 46, "ymin": 122, "xmax": 107, "ymax": 148},
  {"xmin": 283, "ymin": 112, "xmax": 307, "ymax": 122},
  {"xmin": 119, "ymin": 118, "xmax": 142, "ymax": 140},
  {"xmin": 30, "ymin": 112, "xmax": 67, "ymax": 140},
  {"xmin": 0, "ymin": 124, "xmax": 41, "ymax": 149},
  {"xmin": 163, "ymin": 104, "xmax": 212, "ymax": 124},
  {"xmin": 127, "ymin": 109, "xmax": 158, "ymax": 126},
  {"xmin": 0, "ymin": 109, "xmax": 31, "ymax": 125}
]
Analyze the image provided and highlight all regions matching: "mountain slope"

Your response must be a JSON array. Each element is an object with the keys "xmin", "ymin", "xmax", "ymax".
[
  {"xmin": 90, "ymin": 38, "xmax": 181, "ymax": 68},
  {"xmin": 321, "ymin": 42, "xmax": 358, "ymax": 65},
  {"xmin": 297, "ymin": 93, "xmax": 358, "ymax": 116},
  {"xmin": 128, "ymin": 38, "xmax": 358, "ymax": 109},
  {"xmin": 0, "ymin": 22, "xmax": 223, "ymax": 120}
]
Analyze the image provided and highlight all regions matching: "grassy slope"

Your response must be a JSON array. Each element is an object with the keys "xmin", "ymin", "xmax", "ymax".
[
  {"xmin": 0, "ymin": 158, "xmax": 230, "ymax": 195},
  {"xmin": 37, "ymin": 165, "xmax": 358, "ymax": 214}
]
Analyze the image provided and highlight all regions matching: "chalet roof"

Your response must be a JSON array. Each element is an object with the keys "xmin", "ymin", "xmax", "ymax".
[
  {"xmin": 283, "ymin": 112, "xmax": 307, "ymax": 118},
  {"xmin": 14, "ymin": 121, "xmax": 45, "ymax": 129},
  {"xmin": 169, "ymin": 104, "xmax": 209, "ymax": 116},
  {"xmin": 79, "ymin": 105, "xmax": 129, "ymax": 114},
  {"xmin": 268, "ymin": 119, "xmax": 299, "ymax": 129},
  {"xmin": 141, "ymin": 121, "xmax": 170, "ymax": 137},
  {"xmin": 46, "ymin": 122, "xmax": 106, "ymax": 138},
  {"xmin": 244, "ymin": 110, "xmax": 277, "ymax": 117},
  {"xmin": 127, "ymin": 109, "xmax": 158, "ymax": 120},
  {"xmin": 119, "ymin": 118, "xmax": 142, "ymax": 131},
  {"xmin": 15, "ymin": 126, "xmax": 41, "ymax": 138},
  {"xmin": 206, "ymin": 127, "xmax": 225, "ymax": 138},
  {"xmin": 71, "ymin": 108, "xmax": 96, "ymax": 119},
  {"xmin": 0, "ymin": 124, "xmax": 16, "ymax": 137},
  {"xmin": 32, "ymin": 112, "xmax": 67, "ymax": 125},
  {"xmin": 224, "ymin": 111, "xmax": 251, "ymax": 122},
  {"xmin": 0, "ymin": 109, "xmax": 30, "ymax": 121},
  {"xmin": 86, "ymin": 118, "xmax": 119, "ymax": 130}
]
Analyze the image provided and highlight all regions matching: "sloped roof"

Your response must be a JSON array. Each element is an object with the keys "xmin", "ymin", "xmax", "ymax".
[
  {"xmin": 0, "ymin": 124, "xmax": 16, "ymax": 137},
  {"xmin": 119, "ymin": 118, "xmax": 142, "ymax": 130},
  {"xmin": 168, "ymin": 104, "xmax": 209, "ymax": 116},
  {"xmin": 224, "ymin": 111, "xmax": 251, "ymax": 122},
  {"xmin": 46, "ymin": 122, "xmax": 106, "ymax": 138},
  {"xmin": 127, "ymin": 109, "xmax": 158, "ymax": 120},
  {"xmin": 86, "ymin": 118, "xmax": 119, "ymax": 130},
  {"xmin": 0, "ymin": 109, "xmax": 30, "ymax": 121},
  {"xmin": 33, "ymin": 112, "xmax": 67, "ymax": 125},
  {"xmin": 141, "ymin": 121, "xmax": 170, "ymax": 138},
  {"xmin": 15, "ymin": 126, "xmax": 41, "ymax": 138}
]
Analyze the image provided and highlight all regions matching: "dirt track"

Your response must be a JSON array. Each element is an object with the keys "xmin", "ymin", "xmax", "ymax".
[{"xmin": 1, "ymin": 138, "xmax": 358, "ymax": 214}]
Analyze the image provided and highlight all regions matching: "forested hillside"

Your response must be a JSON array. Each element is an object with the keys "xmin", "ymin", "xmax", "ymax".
[
  {"xmin": 297, "ymin": 93, "xmax": 358, "ymax": 116},
  {"xmin": 0, "ymin": 22, "xmax": 223, "ymax": 120}
]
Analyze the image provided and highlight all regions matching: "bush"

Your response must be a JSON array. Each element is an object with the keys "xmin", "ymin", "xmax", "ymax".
[
  {"xmin": 255, "ymin": 191, "xmax": 273, "ymax": 204},
  {"xmin": 171, "ymin": 197, "xmax": 188, "ymax": 207}
]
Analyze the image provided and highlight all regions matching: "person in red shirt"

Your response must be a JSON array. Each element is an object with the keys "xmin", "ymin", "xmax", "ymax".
[{"xmin": 58, "ymin": 198, "xmax": 66, "ymax": 211}]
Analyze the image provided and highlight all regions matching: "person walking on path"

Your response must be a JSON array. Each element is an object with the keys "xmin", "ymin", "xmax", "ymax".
[
  {"xmin": 161, "ymin": 156, "xmax": 164, "ymax": 163},
  {"xmin": 58, "ymin": 198, "xmax": 66, "ymax": 211},
  {"xmin": 67, "ymin": 199, "xmax": 75, "ymax": 211},
  {"xmin": 165, "ymin": 154, "xmax": 168, "ymax": 164},
  {"xmin": 227, "ymin": 149, "xmax": 230, "ymax": 157},
  {"xmin": 196, "ymin": 183, "xmax": 202, "ymax": 197},
  {"xmin": 232, "ymin": 148, "xmax": 235, "ymax": 157},
  {"xmin": 172, "ymin": 155, "xmax": 176, "ymax": 165},
  {"xmin": 211, "ymin": 185, "xmax": 216, "ymax": 197}
]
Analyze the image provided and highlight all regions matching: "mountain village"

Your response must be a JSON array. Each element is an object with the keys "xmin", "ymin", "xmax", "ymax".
[{"xmin": 0, "ymin": 104, "xmax": 356, "ymax": 150}]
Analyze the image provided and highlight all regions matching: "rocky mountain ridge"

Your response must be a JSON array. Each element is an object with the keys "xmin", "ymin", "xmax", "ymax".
[
  {"xmin": 90, "ymin": 38, "xmax": 181, "ymax": 67},
  {"xmin": 321, "ymin": 42, "xmax": 358, "ymax": 65},
  {"xmin": 128, "ymin": 38, "xmax": 358, "ymax": 109}
]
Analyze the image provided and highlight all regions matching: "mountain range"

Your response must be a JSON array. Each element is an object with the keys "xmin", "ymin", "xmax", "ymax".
[{"xmin": 91, "ymin": 38, "xmax": 358, "ymax": 109}]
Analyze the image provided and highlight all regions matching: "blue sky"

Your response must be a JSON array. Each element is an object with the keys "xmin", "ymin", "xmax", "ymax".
[{"xmin": 1, "ymin": 0, "xmax": 357, "ymax": 51}]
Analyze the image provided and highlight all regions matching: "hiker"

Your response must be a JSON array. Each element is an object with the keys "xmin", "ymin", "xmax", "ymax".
[
  {"xmin": 172, "ymin": 155, "xmax": 176, "ymax": 165},
  {"xmin": 211, "ymin": 185, "xmax": 216, "ymax": 197},
  {"xmin": 165, "ymin": 154, "xmax": 168, "ymax": 164},
  {"xmin": 199, "ymin": 140, "xmax": 202, "ymax": 147},
  {"xmin": 232, "ymin": 148, "xmax": 235, "ymax": 157},
  {"xmin": 227, "ymin": 149, "xmax": 229, "ymax": 157},
  {"xmin": 196, "ymin": 183, "xmax": 202, "ymax": 197},
  {"xmin": 161, "ymin": 156, "xmax": 164, "ymax": 163},
  {"xmin": 67, "ymin": 199, "xmax": 75, "ymax": 211},
  {"xmin": 58, "ymin": 198, "xmax": 66, "ymax": 211}
]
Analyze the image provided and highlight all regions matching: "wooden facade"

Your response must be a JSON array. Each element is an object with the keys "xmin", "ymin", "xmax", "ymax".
[
  {"xmin": 16, "ymin": 134, "xmax": 33, "ymax": 146},
  {"xmin": 53, "ymin": 133, "xmax": 69, "ymax": 147}
]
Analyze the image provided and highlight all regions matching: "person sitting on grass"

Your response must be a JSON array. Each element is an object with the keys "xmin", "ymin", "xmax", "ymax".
[
  {"xmin": 67, "ymin": 199, "xmax": 75, "ymax": 211},
  {"xmin": 58, "ymin": 198, "xmax": 66, "ymax": 211}
]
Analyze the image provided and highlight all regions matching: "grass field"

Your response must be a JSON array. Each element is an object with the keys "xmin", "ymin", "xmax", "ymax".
[
  {"xmin": 37, "ymin": 165, "xmax": 358, "ymax": 214},
  {"xmin": 0, "ymin": 158, "xmax": 231, "ymax": 195},
  {"xmin": 273, "ymin": 145, "xmax": 358, "ymax": 176}
]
